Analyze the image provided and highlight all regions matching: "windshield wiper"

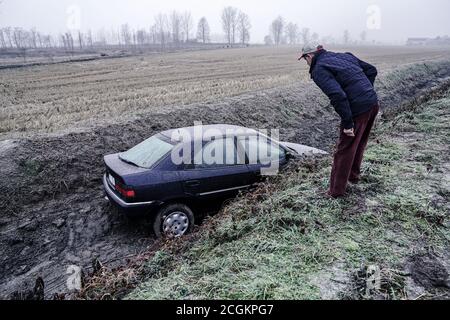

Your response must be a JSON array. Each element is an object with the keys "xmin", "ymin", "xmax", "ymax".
[
  {"xmin": 286, "ymin": 146, "xmax": 298, "ymax": 154},
  {"xmin": 118, "ymin": 155, "xmax": 141, "ymax": 168}
]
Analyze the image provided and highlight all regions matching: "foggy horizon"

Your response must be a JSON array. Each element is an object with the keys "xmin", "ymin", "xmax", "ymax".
[{"xmin": 1, "ymin": 0, "xmax": 450, "ymax": 45}]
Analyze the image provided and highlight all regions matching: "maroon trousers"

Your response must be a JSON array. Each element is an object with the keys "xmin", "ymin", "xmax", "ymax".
[{"xmin": 329, "ymin": 104, "xmax": 380, "ymax": 197}]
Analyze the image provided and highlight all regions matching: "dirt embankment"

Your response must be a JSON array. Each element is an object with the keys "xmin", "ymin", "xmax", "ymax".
[{"xmin": 1, "ymin": 60, "xmax": 450, "ymax": 299}]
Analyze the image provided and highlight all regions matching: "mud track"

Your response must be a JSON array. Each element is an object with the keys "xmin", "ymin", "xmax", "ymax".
[{"xmin": 1, "ymin": 60, "xmax": 450, "ymax": 299}]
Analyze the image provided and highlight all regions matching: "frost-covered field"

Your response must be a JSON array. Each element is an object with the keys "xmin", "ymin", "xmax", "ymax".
[{"xmin": 1, "ymin": 46, "xmax": 450, "ymax": 138}]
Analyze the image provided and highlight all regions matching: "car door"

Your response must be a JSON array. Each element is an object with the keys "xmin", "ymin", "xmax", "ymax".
[
  {"xmin": 237, "ymin": 135, "xmax": 288, "ymax": 184},
  {"xmin": 179, "ymin": 137, "xmax": 252, "ymax": 199}
]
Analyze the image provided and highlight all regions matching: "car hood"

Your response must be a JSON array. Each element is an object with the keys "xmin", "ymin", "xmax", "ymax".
[{"xmin": 280, "ymin": 142, "xmax": 328, "ymax": 156}]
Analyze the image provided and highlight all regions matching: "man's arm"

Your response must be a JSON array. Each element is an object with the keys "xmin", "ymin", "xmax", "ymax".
[
  {"xmin": 346, "ymin": 53, "xmax": 378, "ymax": 85},
  {"xmin": 358, "ymin": 59, "xmax": 378, "ymax": 86},
  {"xmin": 312, "ymin": 66, "xmax": 354, "ymax": 130}
]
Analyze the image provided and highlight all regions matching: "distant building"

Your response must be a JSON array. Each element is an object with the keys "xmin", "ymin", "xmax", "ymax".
[
  {"xmin": 428, "ymin": 36, "xmax": 450, "ymax": 46},
  {"xmin": 406, "ymin": 38, "xmax": 430, "ymax": 46},
  {"xmin": 407, "ymin": 36, "xmax": 450, "ymax": 46}
]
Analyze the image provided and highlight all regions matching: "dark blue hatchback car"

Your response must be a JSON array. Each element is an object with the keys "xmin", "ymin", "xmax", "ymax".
[{"xmin": 103, "ymin": 125, "xmax": 324, "ymax": 238}]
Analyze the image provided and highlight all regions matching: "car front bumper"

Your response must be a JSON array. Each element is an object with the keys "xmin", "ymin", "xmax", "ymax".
[{"xmin": 103, "ymin": 174, "xmax": 159, "ymax": 213}]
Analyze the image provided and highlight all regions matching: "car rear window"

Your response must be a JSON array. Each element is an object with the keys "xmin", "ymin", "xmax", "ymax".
[{"xmin": 119, "ymin": 134, "xmax": 174, "ymax": 169}]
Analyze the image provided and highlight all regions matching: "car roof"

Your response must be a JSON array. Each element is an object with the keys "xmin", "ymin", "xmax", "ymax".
[{"xmin": 160, "ymin": 124, "xmax": 260, "ymax": 141}]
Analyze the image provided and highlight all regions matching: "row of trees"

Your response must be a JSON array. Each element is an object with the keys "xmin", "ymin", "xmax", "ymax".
[
  {"xmin": 0, "ymin": 6, "xmax": 253, "ymax": 51},
  {"xmin": 267, "ymin": 16, "xmax": 320, "ymax": 46},
  {"xmin": 0, "ymin": 11, "xmax": 370, "ymax": 51},
  {"xmin": 221, "ymin": 6, "xmax": 251, "ymax": 45},
  {"xmin": 0, "ymin": 13, "xmax": 205, "ymax": 51},
  {"xmin": 0, "ymin": 27, "xmax": 61, "ymax": 49},
  {"xmin": 267, "ymin": 17, "xmax": 319, "ymax": 46},
  {"xmin": 266, "ymin": 16, "xmax": 369, "ymax": 46}
]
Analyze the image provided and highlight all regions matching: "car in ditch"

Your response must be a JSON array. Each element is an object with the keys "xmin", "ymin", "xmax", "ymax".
[{"xmin": 103, "ymin": 124, "xmax": 325, "ymax": 238}]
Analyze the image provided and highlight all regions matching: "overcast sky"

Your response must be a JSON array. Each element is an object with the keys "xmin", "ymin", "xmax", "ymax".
[{"xmin": 1, "ymin": 0, "xmax": 449, "ymax": 44}]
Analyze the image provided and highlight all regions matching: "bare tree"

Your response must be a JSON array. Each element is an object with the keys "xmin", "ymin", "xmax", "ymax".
[
  {"xmin": 49, "ymin": 35, "xmax": 55, "ymax": 48},
  {"xmin": 41, "ymin": 34, "xmax": 47, "ymax": 48},
  {"xmin": 321, "ymin": 35, "xmax": 336, "ymax": 46},
  {"xmin": 360, "ymin": 31, "xmax": 367, "ymax": 43},
  {"xmin": 222, "ymin": 6, "xmax": 238, "ymax": 45},
  {"xmin": 0, "ymin": 1, "xmax": 6, "ymax": 49},
  {"xmin": 286, "ymin": 22, "xmax": 298, "ymax": 45},
  {"xmin": 12, "ymin": 28, "xmax": 26, "ymax": 48},
  {"xmin": 68, "ymin": 32, "xmax": 74, "ymax": 51},
  {"xmin": 37, "ymin": 31, "xmax": 43, "ymax": 48},
  {"xmin": 343, "ymin": 29, "xmax": 350, "ymax": 45},
  {"xmin": 231, "ymin": 10, "xmax": 238, "ymax": 44},
  {"xmin": 0, "ymin": 29, "xmax": 6, "ymax": 49},
  {"xmin": 197, "ymin": 17, "xmax": 210, "ymax": 44},
  {"xmin": 61, "ymin": 34, "xmax": 67, "ymax": 50},
  {"xmin": 3, "ymin": 27, "xmax": 13, "ymax": 48},
  {"xmin": 132, "ymin": 30, "xmax": 137, "ymax": 49},
  {"xmin": 312, "ymin": 32, "xmax": 319, "ymax": 43},
  {"xmin": 78, "ymin": 31, "xmax": 83, "ymax": 49},
  {"xmin": 87, "ymin": 29, "xmax": 93, "ymax": 47},
  {"xmin": 64, "ymin": 32, "xmax": 74, "ymax": 53},
  {"xmin": 237, "ymin": 11, "xmax": 251, "ymax": 45},
  {"xmin": 181, "ymin": 11, "xmax": 193, "ymax": 42},
  {"xmin": 30, "ymin": 28, "xmax": 38, "ymax": 48},
  {"xmin": 115, "ymin": 27, "xmax": 121, "ymax": 46},
  {"xmin": 155, "ymin": 13, "xmax": 169, "ymax": 50},
  {"xmin": 270, "ymin": 16, "xmax": 284, "ymax": 46},
  {"xmin": 170, "ymin": 11, "xmax": 182, "ymax": 45},
  {"xmin": 120, "ymin": 24, "xmax": 132, "ymax": 47},
  {"xmin": 264, "ymin": 35, "xmax": 273, "ymax": 46},
  {"xmin": 301, "ymin": 27, "xmax": 310, "ymax": 45},
  {"xmin": 136, "ymin": 29, "xmax": 147, "ymax": 47},
  {"xmin": 96, "ymin": 29, "xmax": 107, "ymax": 46},
  {"xmin": 150, "ymin": 24, "xmax": 158, "ymax": 44}
]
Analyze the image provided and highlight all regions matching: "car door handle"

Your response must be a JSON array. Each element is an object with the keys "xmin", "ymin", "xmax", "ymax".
[{"xmin": 184, "ymin": 180, "xmax": 200, "ymax": 187}]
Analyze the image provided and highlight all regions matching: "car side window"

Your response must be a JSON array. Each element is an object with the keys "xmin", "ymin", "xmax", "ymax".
[
  {"xmin": 237, "ymin": 135, "xmax": 286, "ymax": 165},
  {"xmin": 191, "ymin": 137, "xmax": 244, "ymax": 169}
]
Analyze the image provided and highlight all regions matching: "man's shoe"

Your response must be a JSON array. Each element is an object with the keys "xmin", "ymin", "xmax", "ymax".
[{"xmin": 318, "ymin": 190, "xmax": 342, "ymax": 199}]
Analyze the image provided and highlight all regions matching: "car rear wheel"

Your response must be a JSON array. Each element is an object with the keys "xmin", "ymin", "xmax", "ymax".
[{"xmin": 153, "ymin": 204, "xmax": 195, "ymax": 238}]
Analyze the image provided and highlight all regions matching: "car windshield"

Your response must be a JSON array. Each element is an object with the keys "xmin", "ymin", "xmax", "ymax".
[{"xmin": 119, "ymin": 134, "xmax": 174, "ymax": 169}]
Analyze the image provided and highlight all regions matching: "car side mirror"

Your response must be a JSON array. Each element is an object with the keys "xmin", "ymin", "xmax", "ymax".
[{"xmin": 285, "ymin": 152, "xmax": 296, "ymax": 161}]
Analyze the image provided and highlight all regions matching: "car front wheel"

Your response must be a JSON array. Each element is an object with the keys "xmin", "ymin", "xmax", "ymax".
[{"xmin": 153, "ymin": 204, "xmax": 195, "ymax": 238}]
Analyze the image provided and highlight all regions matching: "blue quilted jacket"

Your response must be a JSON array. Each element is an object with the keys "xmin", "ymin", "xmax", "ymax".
[{"xmin": 310, "ymin": 50, "xmax": 378, "ymax": 129}]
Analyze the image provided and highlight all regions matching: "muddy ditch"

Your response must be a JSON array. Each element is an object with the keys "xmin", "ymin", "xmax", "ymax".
[{"xmin": 1, "ymin": 60, "xmax": 450, "ymax": 299}]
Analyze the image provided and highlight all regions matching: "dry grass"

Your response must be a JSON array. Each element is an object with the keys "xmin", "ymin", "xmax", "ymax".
[{"xmin": 1, "ymin": 46, "xmax": 450, "ymax": 138}]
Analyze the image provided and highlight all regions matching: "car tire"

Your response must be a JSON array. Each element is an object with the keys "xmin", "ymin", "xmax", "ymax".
[{"xmin": 153, "ymin": 204, "xmax": 195, "ymax": 238}]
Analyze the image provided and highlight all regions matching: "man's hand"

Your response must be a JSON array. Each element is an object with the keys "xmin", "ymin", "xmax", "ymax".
[{"xmin": 344, "ymin": 128, "xmax": 355, "ymax": 137}]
